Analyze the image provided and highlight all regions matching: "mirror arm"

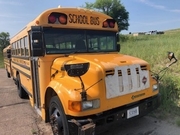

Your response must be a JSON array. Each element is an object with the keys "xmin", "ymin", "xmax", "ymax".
[
  {"xmin": 152, "ymin": 55, "xmax": 178, "ymax": 81},
  {"xmin": 152, "ymin": 52, "xmax": 178, "ymax": 81},
  {"xmin": 78, "ymin": 76, "xmax": 87, "ymax": 101}
]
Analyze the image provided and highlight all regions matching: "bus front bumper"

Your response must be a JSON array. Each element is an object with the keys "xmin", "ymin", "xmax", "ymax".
[{"xmin": 68, "ymin": 94, "xmax": 160, "ymax": 135}]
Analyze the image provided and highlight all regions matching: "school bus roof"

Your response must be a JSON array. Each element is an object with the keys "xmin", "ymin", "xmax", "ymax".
[
  {"xmin": 27, "ymin": 7, "xmax": 118, "ymax": 29},
  {"xmin": 11, "ymin": 7, "xmax": 118, "ymax": 42}
]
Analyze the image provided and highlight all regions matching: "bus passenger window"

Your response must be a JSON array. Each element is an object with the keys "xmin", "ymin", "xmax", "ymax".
[
  {"xmin": 18, "ymin": 40, "xmax": 21, "ymax": 55},
  {"xmin": 20, "ymin": 38, "xmax": 25, "ymax": 56},
  {"xmin": 24, "ymin": 36, "xmax": 29, "ymax": 56}
]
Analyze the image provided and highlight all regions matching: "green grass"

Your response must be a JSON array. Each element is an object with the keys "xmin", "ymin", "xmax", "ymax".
[
  {"xmin": 0, "ymin": 52, "xmax": 4, "ymax": 68},
  {"xmin": 121, "ymin": 29, "xmax": 180, "ymax": 114},
  {"xmin": 176, "ymin": 117, "xmax": 180, "ymax": 127}
]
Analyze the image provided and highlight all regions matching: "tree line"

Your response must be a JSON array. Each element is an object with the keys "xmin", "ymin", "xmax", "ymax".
[
  {"xmin": 0, "ymin": 0, "xmax": 129, "ymax": 52},
  {"xmin": 83, "ymin": 0, "xmax": 129, "ymax": 32},
  {"xmin": 0, "ymin": 32, "xmax": 10, "ymax": 52}
]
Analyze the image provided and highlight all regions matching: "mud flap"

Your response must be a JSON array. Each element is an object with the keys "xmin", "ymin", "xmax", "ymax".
[{"xmin": 68, "ymin": 119, "xmax": 95, "ymax": 135}]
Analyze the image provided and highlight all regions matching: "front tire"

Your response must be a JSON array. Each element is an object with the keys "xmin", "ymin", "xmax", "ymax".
[{"xmin": 49, "ymin": 96, "xmax": 69, "ymax": 135}]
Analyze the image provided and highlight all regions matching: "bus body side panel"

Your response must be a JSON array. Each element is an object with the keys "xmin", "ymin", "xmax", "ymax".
[
  {"xmin": 3, "ymin": 46, "xmax": 12, "ymax": 78},
  {"xmin": 4, "ymin": 58, "xmax": 11, "ymax": 76},
  {"xmin": 35, "ymin": 57, "xmax": 55, "ymax": 120},
  {"xmin": 11, "ymin": 58, "xmax": 33, "ymax": 98}
]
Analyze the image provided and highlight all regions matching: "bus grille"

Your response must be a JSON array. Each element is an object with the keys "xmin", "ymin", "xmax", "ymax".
[
  {"xmin": 105, "ymin": 65, "xmax": 147, "ymax": 76},
  {"xmin": 105, "ymin": 65, "xmax": 149, "ymax": 99}
]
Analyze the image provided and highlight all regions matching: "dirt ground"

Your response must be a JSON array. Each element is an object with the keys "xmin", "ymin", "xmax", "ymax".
[{"xmin": 0, "ymin": 68, "xmax": 180, "ymax": 135}]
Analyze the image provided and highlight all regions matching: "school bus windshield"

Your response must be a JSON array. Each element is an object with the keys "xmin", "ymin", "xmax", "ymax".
[{"xmin": 44, "ymin": 28, "xmax": 116, "ymax": 54}]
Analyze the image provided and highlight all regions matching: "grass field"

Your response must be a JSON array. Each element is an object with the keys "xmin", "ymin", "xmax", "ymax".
[
  {"xmin": 0, "ymin": 53, "xmax": 3, "ymax": 68},
  {"xmin": 120, "ymin": 29, "xmax": 180, "ymax": 114}
]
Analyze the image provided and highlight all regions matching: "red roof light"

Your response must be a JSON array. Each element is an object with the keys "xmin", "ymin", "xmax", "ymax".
[
  {"xmin": 102, "ymin": 19, "xmax": 116, "ymax": 28},
  {"xmin": 109, "ymin": 22, "xmax": 115, "ymax": 28},
  {"xmin": 48, "ymin": 12, "xmax": 67, "ymax": 25},
  {"xmin": 58, "ymin": 15, "xmax": 67, "ymax": 24},
  {"xmin": 103, "ymin": 21, "xmax": 109, "ymax": 28},
  {"xmin": 48, "ymin": 15, "xmax": 56, "ymax": 23}
]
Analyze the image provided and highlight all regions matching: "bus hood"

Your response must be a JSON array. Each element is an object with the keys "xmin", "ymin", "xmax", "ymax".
[
  {"xmin": 67, "ymin": 53, "xmax": 150, "ymax": 99},
  {"xmin": 52, "ymin": 53, "xmax": 150, "ymax": 100},
  {"xmin": 68, "ymin": 53, "xmax": 149, "ymax": 69},
  {"xmin": 52, "ymin": 53, "xmax": 149, "ymax": 72}
]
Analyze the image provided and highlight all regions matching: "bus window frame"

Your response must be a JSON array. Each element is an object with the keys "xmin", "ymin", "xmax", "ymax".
[{"xmin": 43, "ymin": 28, "xmax": 117, "ymax": 55}]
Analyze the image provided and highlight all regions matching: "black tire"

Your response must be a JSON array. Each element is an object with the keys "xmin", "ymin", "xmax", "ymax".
[
  {"xmin": 6, "ymin": 71, "xmax": 11, "ymax": 78},
  {"xmin": 49, "ymin": 96, "xmax": 69, "ymax": 135},
  {"xmin": 16, "ymin": 74, "xmax": 27, "ymax": 99}
]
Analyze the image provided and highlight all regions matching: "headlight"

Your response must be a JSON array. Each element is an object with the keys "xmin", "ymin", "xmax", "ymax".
[
  {"xmin": 82, "ymin": 99, "xmax": 100, "ymax": 110},
  {"xmin": 68, "ymin": 99, "xmax": 100, "ymax": 112},
  {"xmin": 152, "ymin": 84, "xmax": 158, "ymax": 91},
  {"xmin": 82, "ymin": 101, "xmax": 93, "ymax": 110}
]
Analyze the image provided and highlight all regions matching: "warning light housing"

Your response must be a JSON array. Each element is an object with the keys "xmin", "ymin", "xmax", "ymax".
[
  {"xmin": 48, "ymin": 12, "xmax": 67, "ymax": 24},
  {"xmin": 102, "ymin": 19, "xmax": 116, "ymax": 28}
]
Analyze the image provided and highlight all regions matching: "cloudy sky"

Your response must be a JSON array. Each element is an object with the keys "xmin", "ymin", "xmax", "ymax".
[{"xmin": 0, "ymin": 0, "xmax": 179, "ymax": 37}]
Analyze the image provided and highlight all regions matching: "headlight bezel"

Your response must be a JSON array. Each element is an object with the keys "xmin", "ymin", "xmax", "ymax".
[{"xmin": 68, "ymin": 99, "xmax": 100, "ymax": 112}]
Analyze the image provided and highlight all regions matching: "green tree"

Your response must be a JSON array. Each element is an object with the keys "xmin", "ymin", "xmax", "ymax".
[
  {"xmin": 84, "ymin": 2, "xmax": 94, "ymax": 9},
  {"xmin": 83, "ymin": 0, "xmax": 129, "ymax": 32},
  {"xmin": 0, "ymin": 32, "xmax": 10, "ymax": 51}
]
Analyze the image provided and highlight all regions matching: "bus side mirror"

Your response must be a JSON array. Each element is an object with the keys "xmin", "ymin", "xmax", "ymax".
[
  {"xmin": 7, "ymin": 54, "xmax": 11, "ymax": 58},
  {"xmin": 31, "ymin": 26, "xmax": 44, "ymax": 57},
  {"xmin": 32, "ymin": 32, "xmax": 42, "ymax": 40},
  {"xmin": 117, "ymin": 44, "xmax": 120, "ymax": 52},
  {"xmin": 7, "ymin": 49, "xmax": 11, "ymax": 58},
  {"xmin": 167, "ymin": 52, "xmax": 177, "ymax": 67}
]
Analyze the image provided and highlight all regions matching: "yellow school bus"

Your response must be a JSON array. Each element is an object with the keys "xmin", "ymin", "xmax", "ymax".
[
  {"xmin": 6, "ymin": 7, "xmax": 160, "ymax": 134},
  {"xmin": 3, "ymin": 45, "xmax": 12, "ymax": 78}
]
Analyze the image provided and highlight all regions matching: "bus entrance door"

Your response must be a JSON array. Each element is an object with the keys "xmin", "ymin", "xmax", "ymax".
[{"xmin": 31, "ymin": 57, "xmax": 41, "ymax": 114}]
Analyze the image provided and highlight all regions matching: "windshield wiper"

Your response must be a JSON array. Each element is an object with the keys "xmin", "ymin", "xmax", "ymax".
[{"xmin": 64, "ymin": 50, "xmax": 83, "ymax": 57}]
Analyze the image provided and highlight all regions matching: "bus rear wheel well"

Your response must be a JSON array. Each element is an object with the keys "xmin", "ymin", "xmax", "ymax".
[{"xmin": 45, "ymin": 87, "xmax": 57, "ymax": 122}]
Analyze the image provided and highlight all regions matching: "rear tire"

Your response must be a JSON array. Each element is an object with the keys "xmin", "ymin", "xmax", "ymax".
[
  {"xmin": 49, "ymin": 96, "xmax": 69, "ymax": 135},
  {"xmin": 7, "ymin": 71, "xmax": 11, "ymax": 78},
  {"xmin": 16, "ymin": 74, "xmax": 27, "ymax": 99}
]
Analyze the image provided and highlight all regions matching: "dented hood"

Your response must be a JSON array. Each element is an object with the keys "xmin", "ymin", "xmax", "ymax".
[
  {"xmin": 52, "ymin": 53, "xmax": 150, "ymax": 73},
  {"xmin": 68, "ymin": 53, "xmax": 149, "ymax": 69}
]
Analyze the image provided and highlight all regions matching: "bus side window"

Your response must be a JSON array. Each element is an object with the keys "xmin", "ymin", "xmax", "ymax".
[
  {"xmin": 24, "ymin": 36, "xmax": 29, "ymax": 56},
  {"xmin": 18, "ymin": 40, "xmax": 21, "ymax": 55},
  {"xmin": 12, "ymin": 43, "xmax": 14, "ymax": 55},
  {"xmin": 15, "ymin": 42, "xmax": 18, "ymax": 55},
  {"xmin": 20, "ymin": 38, "xmax": 25, "ymax": 56}
]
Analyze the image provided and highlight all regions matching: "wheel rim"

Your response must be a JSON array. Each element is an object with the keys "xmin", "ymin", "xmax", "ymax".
[{"xmin": 50, "ymin": 107, "xmax": 63, "ymax": 135}]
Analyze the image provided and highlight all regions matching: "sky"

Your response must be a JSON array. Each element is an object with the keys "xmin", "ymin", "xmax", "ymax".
[{"xmin": 0, "ymin": 0, "xmax": 180, "ymax": 37}]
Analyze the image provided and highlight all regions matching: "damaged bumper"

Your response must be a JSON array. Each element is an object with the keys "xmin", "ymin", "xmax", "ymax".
[{"xmin": 68, "ymin": 94, "xmax": 160, "ymax": 135}]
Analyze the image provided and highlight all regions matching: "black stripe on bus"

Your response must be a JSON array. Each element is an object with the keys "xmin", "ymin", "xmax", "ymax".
[
  {"xmin": 12, "ymin": 55, "xmax": 30, "ymax": 60},
  {"xmin": 12, "ymin": 66, "xmax": 31, "ymax": 79},
  {"xmin": 12, "ymin": 61, "xmax": 30, "ymax": 71}
]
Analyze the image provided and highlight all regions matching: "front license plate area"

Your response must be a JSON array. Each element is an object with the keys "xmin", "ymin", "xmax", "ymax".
[{"xmin": 127, "ymin": 106, "xmax": 139, "ymax": 119}]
